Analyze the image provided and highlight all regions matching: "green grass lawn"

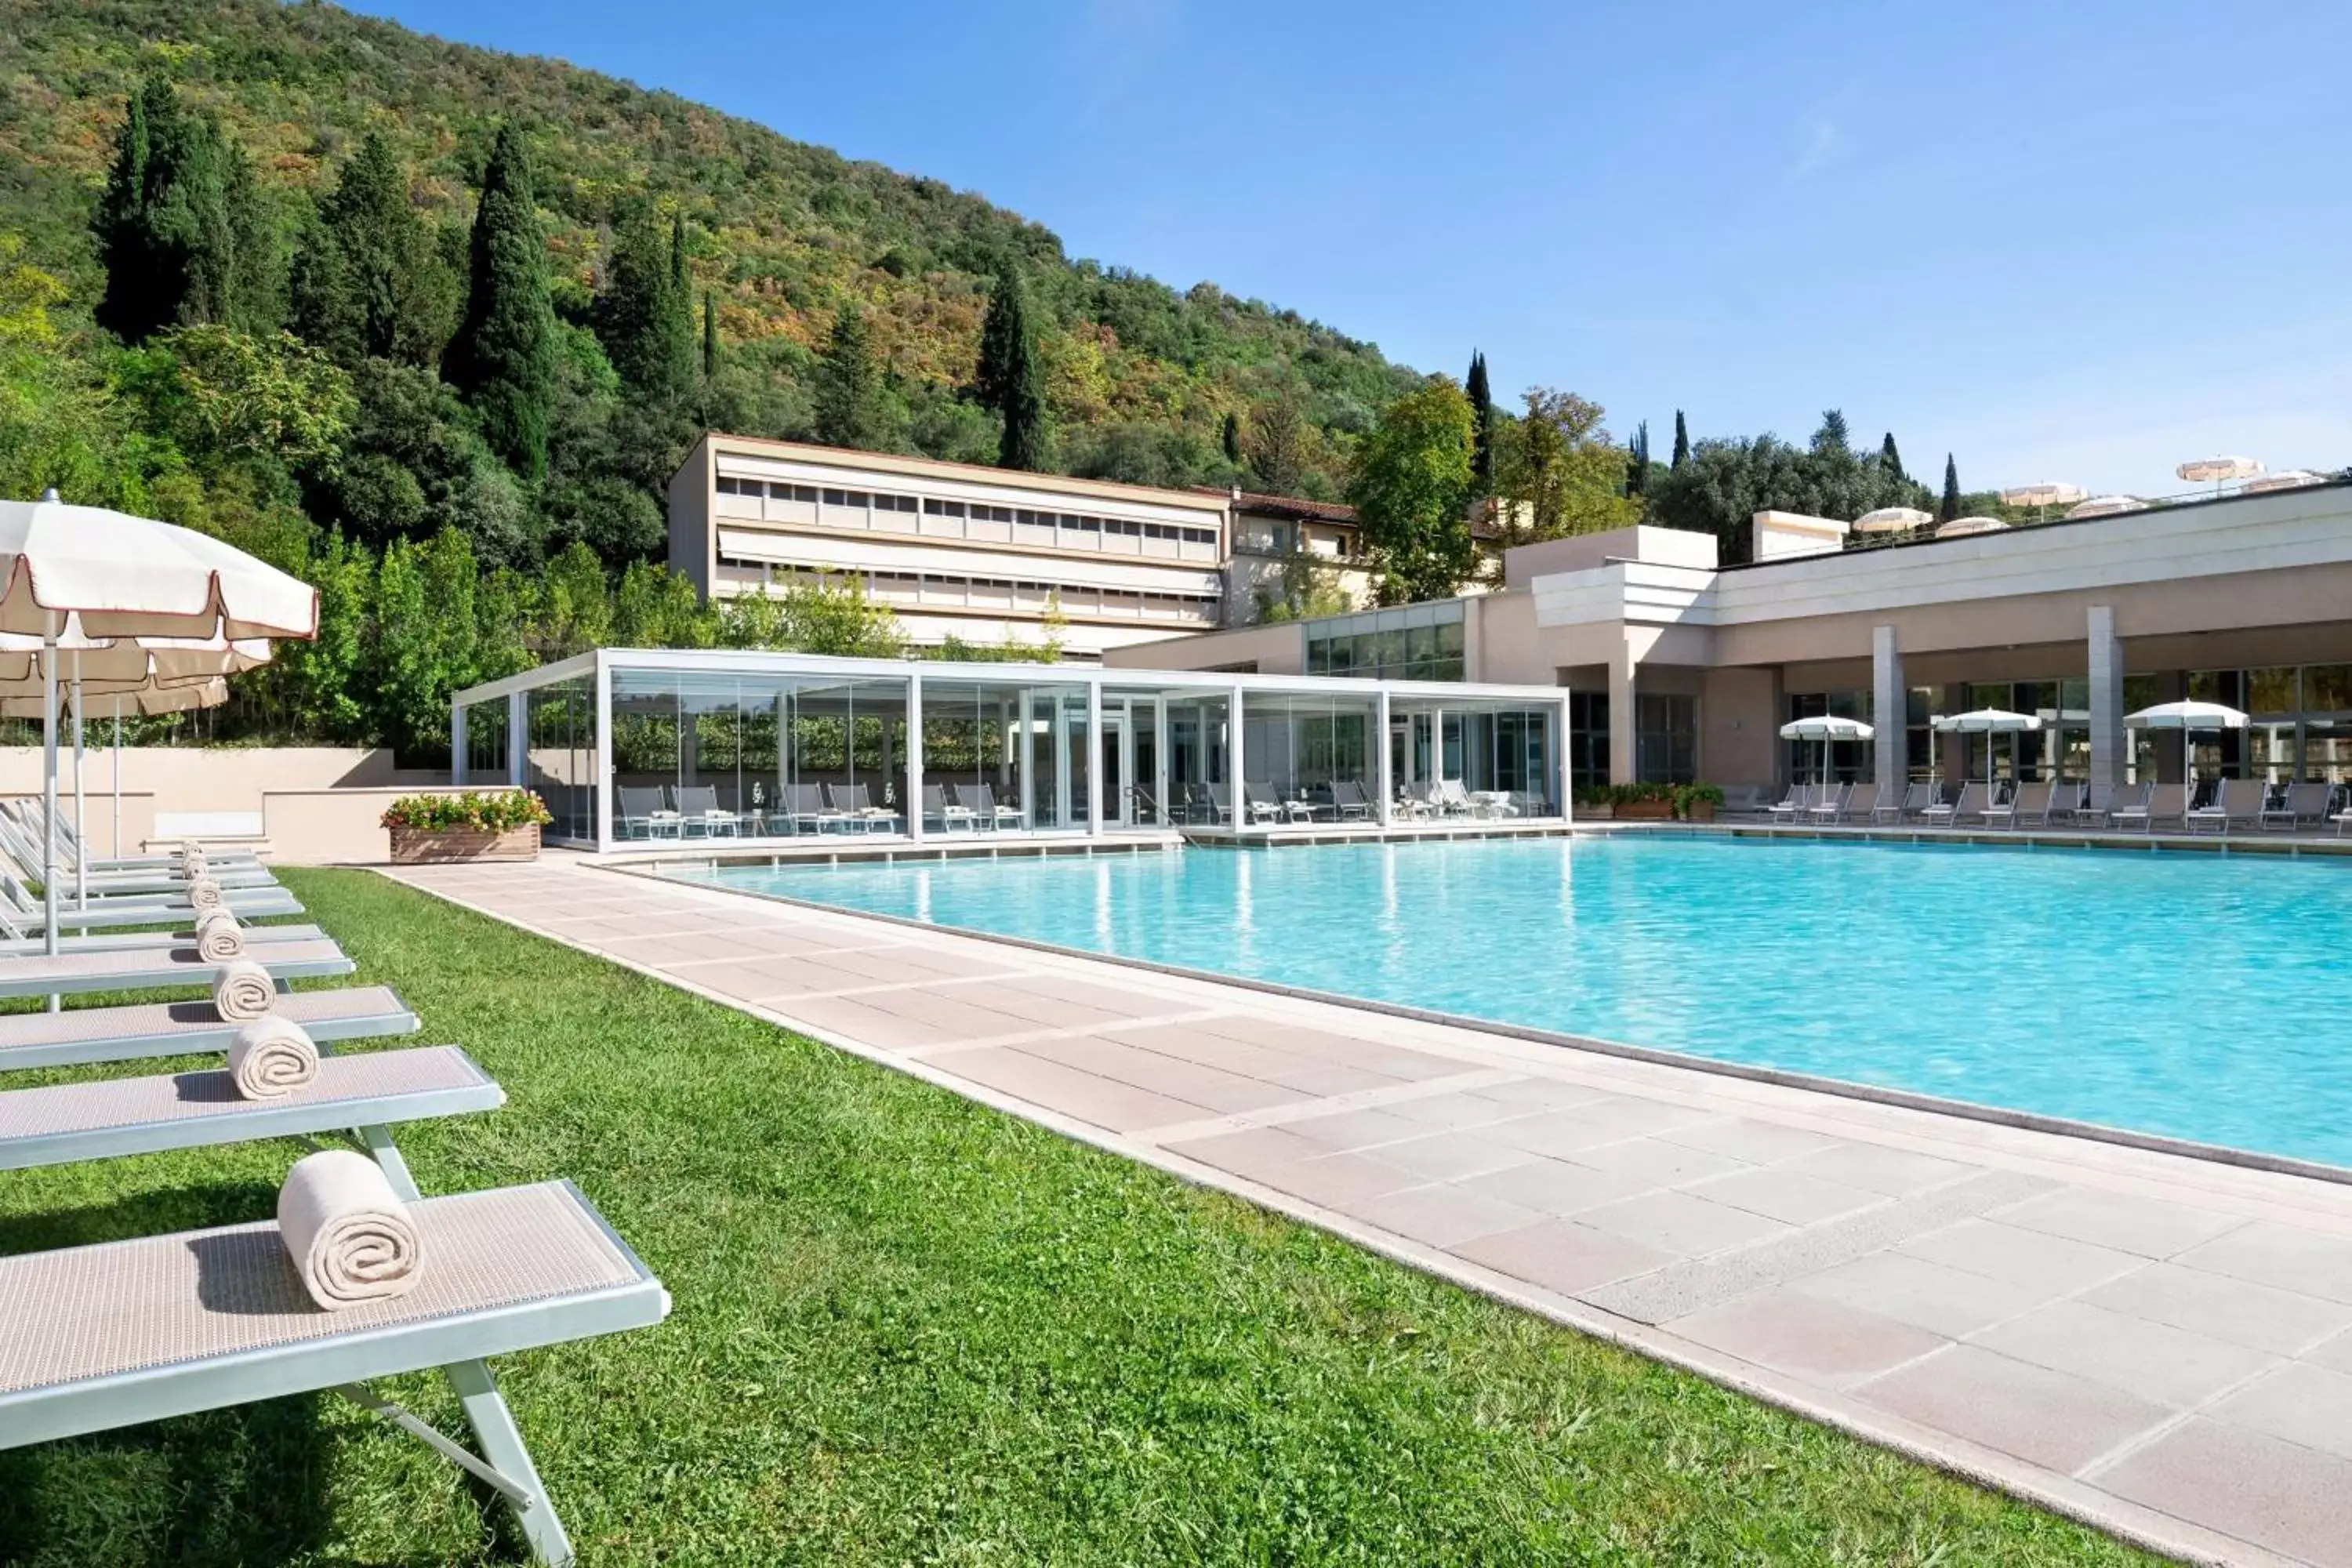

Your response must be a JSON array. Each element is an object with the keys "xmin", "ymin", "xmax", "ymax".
[{"xmin": 0, "ymin": 869, "xmax": 2158, "ymax": 1566}]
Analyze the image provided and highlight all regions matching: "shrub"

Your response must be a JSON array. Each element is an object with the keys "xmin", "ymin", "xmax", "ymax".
[
  {"xmin": 1671, "ymin": 782, "xmax": 1725, "ymax": 819},
  {"xmin": 380, "ymin": 789, "xmax": 552, "ymax": 833}
]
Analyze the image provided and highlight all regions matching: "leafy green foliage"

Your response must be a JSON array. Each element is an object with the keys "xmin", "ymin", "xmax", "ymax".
[
  {"xmin": 93, "ymin": 74, "xmax": 278, "ymax": 344},
  {"xmin": 288, "ymin": 131, "xmax": 456, "ymax": 368},
  {"xmin": 975, "ymin": 260, "xmax": 1047, "ymax": 470},
  {"xmin": 813, "ymin": 305, "xmax": 893, "ymax": 452},
  {"xmin": 594, "ymin": 204, "xmax": 695, "ymax": 409},
  {"xmin": 1349, "ymin": 376, "xmax": 1479, "ymax": 604},
  {"xmin": 1646, "ymin": 412, "xmax": 1931, "ymax": 564},
  {"xmin": 379, "ymin": 786, "xmax": 550, "ymax": 831},
  {"xmin": 1494, "ymin": 387, "xmax": 1639, "ymax": 548},
  {"xmin": 1465, "ymin": 348, "xmax": 1492, "ymax": 492}
]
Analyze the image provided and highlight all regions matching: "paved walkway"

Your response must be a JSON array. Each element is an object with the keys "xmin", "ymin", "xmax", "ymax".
[{"xmin": 388, "ymin": 856, "xmax": 2352, "ymax": 1566}]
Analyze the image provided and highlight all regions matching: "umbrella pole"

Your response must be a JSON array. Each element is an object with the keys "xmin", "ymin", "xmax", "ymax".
[
  {"xmin": 112, "ymin": 697, "xmax": 122, "ymax": 860},
  {"xmin": 71, "ymin": 655, "xmax": 85, "ymax": 913},
  {"xmin": 41, "ymin": 623, "xmax": 57, "ymax": 1008}
]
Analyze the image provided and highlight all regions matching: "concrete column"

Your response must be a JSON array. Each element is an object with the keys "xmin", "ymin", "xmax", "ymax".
[
  {"xmin": 593, "ymin": 652, "xmax": 613, "ymax": 854},
  {"xmin": 507, "ymin": 691, "xmax": 526, "ymax": 786},
  {"xmin": 1608, "ymin": 639, "xmax": 1639, "ymax": 785},
  {"xmin": 906, "ymin": 673, "xmax": 925, "ymax": 843},
  {"xmin": 1152, "ymin": 697, "xmax": 1170, "ymax": 829},
  {"xmin": 1871, "ymin": 625, "xmax": 1904, "ymax": 793},
  {"xmin": 2087, "ymin": 604, "xmax": 2125, "ymax": 789},
  {"xmin": 450, "ymin": 702, "xmax": 467, "ymax": 786},
  {"xmin": 1559, "ymin": 693, "xmax": 1575, "ymax": 820},
  {"xmin": 1229, "ymin": 683, "xmax": 1247, "ymax": 827},
  {"xmin": 1375, "ymin": 688, "xmax": 1393, "ymax": 826},
  {"xmin": 1084, "ymin": 679, "xmax": 1103, "ymax": 839}
]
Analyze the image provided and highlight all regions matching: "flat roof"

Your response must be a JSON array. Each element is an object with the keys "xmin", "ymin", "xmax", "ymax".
[
  {"xmin": 683, "ymin": 432, "xmax": 1228, "ymax": 516},
  {"xmin": 452, "ymin": 647, "xmax": 1565, "ymax": 708}
]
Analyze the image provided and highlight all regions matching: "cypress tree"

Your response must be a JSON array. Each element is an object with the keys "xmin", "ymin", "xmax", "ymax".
[
  {"xmin": 1626, "ymin": 419, "xmax": 1650, "ymax": 495},
  {"xmin": 975, "ymin": 260, "xmax": 1046, "ymax": 470},
  {"xmin": 814, "ymin": 306, "xmax": 891, "ymax": 451},
  {"xmin": 445, "ymin": 124, "xmax": 556, "ymax": 481},
  {"xmin": 594, "ymin": 203, "xmax": 693, "ymax": 407},
  {"xmin": 1940, "ymin": 454, "xmax": 1962, "ymax": 521},
  {"xmin": 1220, "ymin": 410, "xmax": 1242, "ymax": 465},
  {"xmin": 1465, "ymin": 349, "xmax": 1494, "ymax": 492},
  {"xmin": 1879, "ymin": 430, "xmax": 1905, "ymax": 483},
  {"xmin": 94, "ymin": 74, "xmax": 275, "ymax": 342},
  {"xmin": 701, "ymin": 292, "xmax": 719, "ymax": 383},
  {"xmin": 291, "ymin": 131, "xmax": 449, "ymax": 365},
  {"xmin": 1671, "ymin": 408, "xmax": 1690, "ymax": 469}
]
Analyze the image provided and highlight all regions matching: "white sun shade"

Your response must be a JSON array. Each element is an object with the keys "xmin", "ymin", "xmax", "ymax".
[
  {"xmin": 2065, "ymin": 495, "xmax": 2147, "ymax": 519},
  {"xmin": 1778, "ymin": 715, "xmax": 1875, "ymax": 740},
  {"xmin": 1998, "ymin": 483, "xmax": 2086, "ymax": 508},
  {"xmin": 1931, "ymin": 709, "xmax": 2044, "ymax": 733},
  {"xmin": 2240, "ymin": 470, "xmax": 2328, "ymax": 494},
  {"xmin": 1852, "ymin": 506, "xmax": 1933, "ymax": 533},
  {"xmin": 2176, "ymin": 456, "xmax": 2263, "ymax": 484},
  {"xmin": 0, "ymin": 496, "xmax": 318, "ymax": 641},
  {"xmin": 2125, "ymin": 701, "xmax": 2249, "ymax": 731},
  {"xmin": 1936, "ymin": 516, "xmax": 2009, "ymax": 537}
]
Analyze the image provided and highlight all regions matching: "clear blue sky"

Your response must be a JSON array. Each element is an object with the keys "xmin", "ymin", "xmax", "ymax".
[{"xmin": 354, "ymin": 0, "xmax": 2351, "ymax": 497}]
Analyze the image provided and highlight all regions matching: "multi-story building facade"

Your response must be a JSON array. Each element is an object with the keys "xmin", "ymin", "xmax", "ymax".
[
  {"xmin": 668, "ymin": 434, "xmax": 1232, "ymax": 661},
  {"xmin": 1219, "ymin": 489, "xmax": 1374, "ymax": 623}
]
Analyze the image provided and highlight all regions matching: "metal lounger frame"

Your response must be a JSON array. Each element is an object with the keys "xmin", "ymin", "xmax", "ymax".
[
  {"xmin": 0, "ymin": 985, "xmax": 419, "ymax": 1072},
  {"xmin": 0, "ymin": 942, "xmax": 353, "ymax": 1000}
]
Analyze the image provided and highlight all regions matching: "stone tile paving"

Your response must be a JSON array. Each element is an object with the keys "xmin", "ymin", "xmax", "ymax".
[{"xmin": 389, "ymin": 857, "xmax": 2352, "ymax": 1567}]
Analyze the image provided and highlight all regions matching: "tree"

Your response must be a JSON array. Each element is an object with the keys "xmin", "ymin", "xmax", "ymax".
[
  {"xmin": 1879, "ymin": 431, "xmax": 1905, "ymax": 485},
  {"xmin": 445, "ymin": 123, "xmax": 556, "ymax": 481},
  {"xmin": 289, "ymin": 132, "xmax": 453, "ymax": 366},
  {"xmin": 94, "ymin": 75, "xmax": 278, "ymax": 343},
  {"xmin": 1671, "ymin": 409, "xmax": 1690, "ymax": 470},
  {"xmin": 149, "ymin": 325, "xmax": 356, "ymax": 474},
  {"xmin": 1626, "ymin": 419, "xmax": 1650, "ymax": 496},
  {"xmin": 1813, "ymin": 408, "xmax": 1852, "ymax": 455},
  {"xmin": 1940, "ymin": 454, "xmax": 1962, "ymax": 522},
  {"xmin": 1349, "ymin": 376, "xmax": 1477, "ymax": 604},
  {"xmin": 975, "ymin": 260, "xmax": 1047, "ymax": 470},
  {"xmin": 1219, "ymin": 409, "xmax": 1242, "ymax": 465},
  {"xmin": 1245, "ymin": 399, "xmax": 1307, "ymax": 496},
  {"xmin": 701, "ymin": 292, "xmax": 719, "ymax": 383},
  {"xmin": 1465, "ymin": 349, "xmax": 1494, "ymax": 493},
  {"xmin": 813, "ymin": 306, "xmax": 891, "ymax": 451},
  {"xmin": 594, "ymin": 203, "xmax": 694, "ymax": 407},
  {"xmin": 1496, "ymin": 387, "xmax": 1640, "ymax": 547}
]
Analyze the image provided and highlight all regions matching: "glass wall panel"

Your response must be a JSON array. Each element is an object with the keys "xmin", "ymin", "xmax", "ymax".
[
  {"xmin": 1163, "ymin": 693, "xmax": 1232, "ymax": 822},
  {"xmin": 1302, "ymin": 601, "xmax": 1468, "ymax": 681},
  {"xmin": 461, "ymin": 696, "xmax": 510, "ymax": 784},
  {"xmin": 524, "ymin": 677, "xmax": 596, "ymax": 842},
  {"xmin": 1239, "ymin": 690, "xmax": 1377, "ymax": 821}
]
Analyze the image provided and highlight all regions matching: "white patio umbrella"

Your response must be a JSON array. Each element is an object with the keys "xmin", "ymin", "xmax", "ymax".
[
  {"xmin": 2176, "ymin": 456, "xmax": 2263, "ymax": 497},
  {"xmin": 1999, "ymin": 483, "xmax": 2086, "ymax": 523},
  {"xmin": 1937, "ymin": 515, "xmax": 2010, "ymax": 538},
  {"xmin": 1779, "ymin": 714, "xmax": 1874, "ymax": 787},
  {"xmin": 1853, "ymin": 506, "xmax": 1933, "ymax": 535},
  {"xmin": 2241, "ymin": 469, "xmax": 2327, "ymax": 494},
  {"xmin": 2066, "ymin": 494, "xmax": 2147, "ymax": 520},
  {"xmin": 1932, "ymin": 708, "xmax": 2045, "ymax": 795},
  {"xmin": 0, "ymin": 491, "xmax": 314, "ymax": 975},
  {"xmin": 2125, "ymin": 699, "xmax": 2249, "ymax": 803}
]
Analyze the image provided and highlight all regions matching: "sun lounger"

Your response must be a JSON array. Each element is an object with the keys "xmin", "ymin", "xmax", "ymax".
[
  {"xmin": 2031, "ymin": 782, "xmax": 2079, "ymax": 826},
  {"xmin": 2187, "ymin": 777, "xmax": 2267, "ymax": 835},
  {"xmin": 1984, "ymin": 780, "xmax": 2049, "ymax": 829},
  {"xmin": 0, "ymin": 1045, "xmax": 500, "ymax": 1171},
  {"xmin": 615, "ymin": 786, "xmax": 681, "ymax": 841},
  {"xmin": 1716, "ymin": 784, "xmax": 1770, "ymax": 816},
  {"xmin": 2259, "ymin": 781, "xmax": 2331, "ymax": 832},
  {"xmin": 0, "ymin": 938, "xmax": 350, "ymax": 1000},
  {"xmin": 0, "ymin": 801, "xmax": 263, "ymax": 873},
  {"xmin": 0, "ymin": 883, "xmax": 303, "ymax": 937},
  {"xmin": 921, "ymin": 783, "xmax": 975, "ymax": 833},
  {"xmin": 1766, "ymin": 783, "xmax": 1816, "ymax": 822},
  {"xmin": 0, "ymin": 920, "xmax": 324, "ymax": 959},
  {"xmin": 0, "ymin": 833, "xmax": 280, "ymax": 895},
  {"xmin": 0, "ymin": 1179, "xmax": 669, "ymax": 1566},
  {"xmin": 0, "ymin": 985, "xmax": 418, "ymax": 1073},
  {"xmin": 1327, "ymin": 779, "xmax": 1374, "ymax": 821},
  {"xmin": 1874, "ymin": 782, "xmax": 1923, "ymax": 823},
  {"xmin": 671, "ymin": 785, "xmax": 740, "ymax": 838},
  {"xmin": 955, "ymin": 781, "xmax": 1025, "ymax": 831},
  {"xmin": 1806, "ymin": 782, "xmax": 1855, "ymax": 822},
  {"xmin": 1919, "ymin": 781, "xmax": 1985, "ymax": 826}
]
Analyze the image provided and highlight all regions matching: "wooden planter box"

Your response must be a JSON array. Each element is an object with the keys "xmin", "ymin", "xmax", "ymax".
[
  {"xmin": 1615, "ymin": 799, "xmax": 1675, "ymax": 821},
  {"xmin": 1682, "ymin": 801, "xmax": 1718, "ymax": 823},
  {"xmin": 389, "ymin": 825, "xmax": 540, "ymax": 865}
]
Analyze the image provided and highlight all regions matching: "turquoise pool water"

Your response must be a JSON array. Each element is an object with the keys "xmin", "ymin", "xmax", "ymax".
[{"xmin": 681, "ymin": 837, "xmax": 2352, "ymax": 1167}]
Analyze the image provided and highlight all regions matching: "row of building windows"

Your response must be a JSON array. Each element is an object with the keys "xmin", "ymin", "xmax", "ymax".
[
  {"xmin": 1304, "ymin": 603, "xmax": 1468, "ymax": 682},
  {"xmin": 717, "ymin": 557, "xmax": 1218, "ymax": 622},
  {"xmin": 715, "ymin": 475, "xmax": 1219, "ymax": 548}
]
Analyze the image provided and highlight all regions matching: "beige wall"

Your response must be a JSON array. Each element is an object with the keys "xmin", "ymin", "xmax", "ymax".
[
  {"xmin": 0, "ymin": 747, "xmax": 458, "ymax": 866},
  {"xmin": 1105, "ymin": 620, "xmax": 1308, "ymax": 674}
]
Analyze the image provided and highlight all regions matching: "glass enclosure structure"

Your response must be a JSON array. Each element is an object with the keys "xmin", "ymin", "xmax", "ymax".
[{"xmin": 453, "ymin": 650, "xmax": 1572, "ymax": 851}]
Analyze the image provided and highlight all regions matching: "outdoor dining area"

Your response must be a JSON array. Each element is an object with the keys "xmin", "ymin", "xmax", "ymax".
[
  {"xmin": 0, "ymin": 491, "xmax": 666, "ymax": 1568},
  {"xmin": 453, "ymin": 649, "xmax": 1573, "ymax": 853}
]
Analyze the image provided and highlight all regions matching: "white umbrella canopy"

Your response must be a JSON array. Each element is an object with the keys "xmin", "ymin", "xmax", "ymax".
[
  {"xmin": 2241, "ymin": 470, "xmax": 2327, "ymax": 494},
  {"xmin": 1780, "ymin": 714, "xmax": 1873, "ymax": 787},
  {"xmin": 1853, "ymin": 506, "xmax": 1933, "ymax": 534},
  {"xmin": 1937, "ymin": 516, "xmax": 2009, "ymax": 537},
  {"xmin": 2066, "ymin": 495, "xmax": 2147, "ymax": 520},
  {"xmin": 1999, "ymin": 482, "xmax": 2087, "ymax": 509},
  {"xmin": 2176, "ymin": 456, "xmax": 2263, "ymax": 485},
  {"xmin": 2127, "ymin": 700, "xmax": 2248, "ymax": 800},
  {"xmin": 1933, "ymin": 709, "xmax": 2044, "ymax": 796},
  {"xmin": 0, "ymin": 495, "xmax": 318, "ymax": 640}
]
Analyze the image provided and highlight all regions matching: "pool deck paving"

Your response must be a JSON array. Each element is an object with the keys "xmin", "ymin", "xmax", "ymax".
[{"xmin": 388, "ymin": 855, "xmax": 2352, "ymax": 1567}]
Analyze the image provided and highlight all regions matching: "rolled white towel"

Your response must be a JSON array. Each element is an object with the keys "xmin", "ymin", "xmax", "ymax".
[
  {"xmin": 194, "ymin": 909, "xmax": 243, "ymax": 963},
  {"xmin": 227, "ymin": 1014, "xmax": 318, "ymax": 1098},
  {"xmin": 186, "ymin": 875, "xmax": 223, "ymax": 911},
  {"xmin": 212, "ymin": 959, "xmax": 275, "ymax": 1022},
  {"xmin": 277, "ymin": 1149, "xmax": 423, "ymax": 1310}
]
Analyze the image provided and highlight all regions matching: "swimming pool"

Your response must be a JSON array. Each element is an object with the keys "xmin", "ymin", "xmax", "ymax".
[{"xmin": 679, "ymin": 836, "xmax": 2352, "ymax": 1168}]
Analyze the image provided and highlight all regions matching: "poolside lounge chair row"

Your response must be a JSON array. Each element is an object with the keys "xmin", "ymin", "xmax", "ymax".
[
  {"xmin": 1752, "ymin": 778, "xmax": 2352, "ymax": 835},
  {"xmin": 0, "ymin": 839, "xmax": 664, "ymax": 1566},
  {"xmin": 617, "ymin": 780, "xmax": 942, "ymax": 840}
]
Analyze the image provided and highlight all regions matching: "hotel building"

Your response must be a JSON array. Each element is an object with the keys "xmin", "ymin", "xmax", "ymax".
[{"xmin": 1108, "ymin": 480, "xmax": 2352, "ymax": 795}]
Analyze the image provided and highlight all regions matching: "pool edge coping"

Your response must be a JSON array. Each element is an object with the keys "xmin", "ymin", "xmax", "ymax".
[{"xmin": 622, "ymin": 856, "xmax": 2352, "ymax": 1194}]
